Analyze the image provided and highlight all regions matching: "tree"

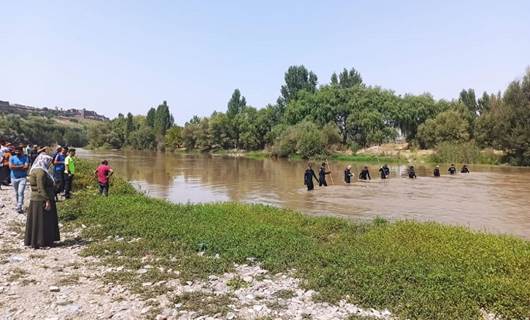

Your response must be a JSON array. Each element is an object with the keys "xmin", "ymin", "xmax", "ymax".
[
  {"xmin": 154, "ymin": 101, "xmax": 173, "ymax": 136},
  {"xmin": 459, "ymin": 88, "xmax": 479, "ymax": 116},
  {"xmin": 126, "ymin": 112, "xmax": 134, "ymax": 139},
  {"xmin": 164, "ymin": 126, "xmax": 183, "ymax": 151},
  {"xmin": 489, "ymin": 70, "xmax": 530, "ymax": 165},
  {"xmin": 416, "ymin": 110, "xmax": 471, "ymax": 148},
  {"xmin": 146, "ymin": 108, "xmax": 156, "ymax": 128},
  {"xmin": 226, "ymin": 89, "xmax": 247, "ymax": 119},
  {"xmin": 209, "ymin": 112, "xmax": 232, "ymax": 149},
  {"xmin": 333, "ymin": 67, "xmax": 363, "ymax": 88},
  {"xmin": 279, "ymin": 65, "xmax": 318, "ymax": 105}
]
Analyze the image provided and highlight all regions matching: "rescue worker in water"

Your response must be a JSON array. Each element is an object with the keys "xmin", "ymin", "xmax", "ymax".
[
  {"xmin": 434, "ymin": 165, "xmax": 441, "ymax": 177},
  {"xmin": 304, "ymin": 163, "xmax": 319, "ymax": 191},
  {"xmin": 408, "ymin": 165, "xmax": 417, "ymax": 179},
  {"xmin": 319, "ymin": 162, "xmax": 331, "ymax": 187},
  {"xmin": 344, "ymin": 165, "xmax": 353, "ymax": 184},
  {"xmin": 359, "ymin": 166, "xmax": 371, "ymax": 180}
]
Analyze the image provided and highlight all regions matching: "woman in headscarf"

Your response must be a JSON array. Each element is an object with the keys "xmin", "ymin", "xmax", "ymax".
[{"xmin": 25, "ymin": 154, "xmax": 60, "ymax": 249}]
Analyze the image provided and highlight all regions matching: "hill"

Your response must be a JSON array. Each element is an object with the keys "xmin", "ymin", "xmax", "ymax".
[{"xmin": 0, "ymin": 100, "xmax": 108, "ymax": 121}]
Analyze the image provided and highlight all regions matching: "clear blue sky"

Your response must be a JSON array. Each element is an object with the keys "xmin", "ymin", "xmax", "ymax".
[{"xmin": 1, "ymin": 1, "xmax": 529, "ymax": 125}]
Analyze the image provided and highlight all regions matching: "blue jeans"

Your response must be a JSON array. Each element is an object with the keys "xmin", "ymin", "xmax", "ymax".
[{"xmin": 12, "ymin": 177, "xmax": 27, "ymax": 211}]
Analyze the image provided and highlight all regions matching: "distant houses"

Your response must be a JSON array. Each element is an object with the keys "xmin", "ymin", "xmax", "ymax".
[{"xmin": 0, "ymin": 100, "xmax": 108, "ymax": 121}]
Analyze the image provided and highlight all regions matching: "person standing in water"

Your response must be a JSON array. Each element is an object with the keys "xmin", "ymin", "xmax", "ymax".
[
  {"xmin": 434, "ymin": 165, "xmax": 441, "ymax": 177},
  {"xmin": 461, "ymin": 164, "xmax": 470, "ymax": 173},
  {"xmin": 359, "ymin": 166, "xmax": 371, "ymax": 180},
  {"xmin": 448, "ymin": 164, "xmax": 457, "ymax": 175},
  {"xmin": 318, "ymin": 162, "xmax": 331, "ymax": 187},
  {"xmin": 383, "ymin": 164, "xmax": 390, "ymax": 178},
  {"xmin": 344, "ymin": 165, "xmax": 353, "ymax": 184},
  {"xmin": 378, "ymin": 166, "xmax": 387, "ymax": 179},
  {"xmin": 408, "ymin": 165, "xmax": 417, "ymax": 179},
  {"xmin": 304, "ymin": 163, "xmax": 319, "ymax": 191}
]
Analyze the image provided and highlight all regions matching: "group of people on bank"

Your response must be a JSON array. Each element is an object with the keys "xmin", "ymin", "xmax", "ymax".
[
  {"xmin": 1, "ymin": 140, "xmax": 114, "ymax": 249},
  {"xmin": 304, "ymin": 162, "xmax": 470, "ymax": 191}
]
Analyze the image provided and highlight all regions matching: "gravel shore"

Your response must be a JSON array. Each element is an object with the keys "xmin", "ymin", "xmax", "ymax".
[{"xmin": 0, "ymin": 187, "xmax": 392, "ymax": 320}]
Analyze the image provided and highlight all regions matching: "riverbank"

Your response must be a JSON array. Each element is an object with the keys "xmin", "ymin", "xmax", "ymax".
[
  {"xmin": 54, "ymin": 160, "xmax": 530, "ymax": 319},
  {"xmin": 181, "ymin": 143, "xmax": 505, "ymax": 166},
  {"xmin": 0, "ymin": 187, "xmax": 149, "ymax": 319}
]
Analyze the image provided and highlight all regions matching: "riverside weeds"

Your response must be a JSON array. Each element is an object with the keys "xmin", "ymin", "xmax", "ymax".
[{"xmin": 60, "ymin": 160, "xmax": 530, "ymax": 320}]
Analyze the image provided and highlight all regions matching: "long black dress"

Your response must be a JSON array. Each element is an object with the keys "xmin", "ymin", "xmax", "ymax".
[{"xmin": 25, "ymin": 169, "xmax": 60, "ymax": 249}]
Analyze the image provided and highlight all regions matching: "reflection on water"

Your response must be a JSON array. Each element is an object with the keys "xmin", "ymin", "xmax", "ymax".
[{"xmin": 78, "ymin": 149, "xmax": 530, "ymax": 239}]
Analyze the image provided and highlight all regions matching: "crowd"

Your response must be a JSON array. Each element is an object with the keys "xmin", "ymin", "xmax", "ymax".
[
  {"xmin": 0, "ymin": 140, "xmax": 113, "ymax": 250},
  {"xmin": 304, "ymin": 162, "xmax": 470, "ymax": 191}
]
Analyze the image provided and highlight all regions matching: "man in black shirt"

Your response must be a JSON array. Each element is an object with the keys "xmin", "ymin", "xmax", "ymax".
[{"xmin": 359, "ymin": 166, "xmax": 371, "ymax": 180}]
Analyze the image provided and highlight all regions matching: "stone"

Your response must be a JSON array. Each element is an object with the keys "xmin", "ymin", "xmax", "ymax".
[
  {"xmin": 49, "ymin": 286, "xmax": 60, "ymax": 292},
  {"xmin": 141, "ymin": 306, "xmax": 152, "ymax": 314},
  {"xmin": 8, "ymin": 256, "xmax": 25, "ymax": 263}
]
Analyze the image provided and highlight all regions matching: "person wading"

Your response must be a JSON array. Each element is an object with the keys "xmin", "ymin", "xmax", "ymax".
[
  {"xmin": 408, "ymin": 165, "xmax": 417, "ymax": 179},
  {"xmin": 461, "ymin": 164, "xmax": 470, "ymax": 173},
  {"xmin": 383, "ymin": 164, "xmax": 390, "ymax": 178},
  {"xmin": 319, "ymin": 162, "xmax": 331, "ymax": 187},
  {"xmin": 448, "ymin": 163, "xmax": 457, "ymax": 175},
  {"xmin": 64, "ymin": 148, "xmax": 76, "ymax": 199},
  {"xmin": 53, "ymin": 147, "xmax": 68, "ymax": 200},
  {"xmin": 25, "ymin": 154, "xmax": 60, "ymax": 249},
  {"xmin": 9, "ymin": 145, "xmax": 30, "ymax": 214},
  {"xmin": 434, "ymin": 165, "xmax": 441, "ymax": 177},
  {"xmin": 378, "ymin": 166, "xmax": 387, "ymax": 179},
  {"xmin": 359, "ymin": 166, "xmax": 371, "ymax": 180},
  {"xmin": 304, "ymin": 162, "xmax": 319, "ymax": 191},
  {"xmin": 344, "ymin": 165, "xmax": 353, "ymax": 184},
  {"xmin": 95, "ymin": 160, "xmax": 114, "ymax": 196}
]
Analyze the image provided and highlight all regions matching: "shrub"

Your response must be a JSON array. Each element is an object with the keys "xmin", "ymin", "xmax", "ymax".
[{"xmin": 431, "ymin": 141, "xmax": 482, "ymax": 164}]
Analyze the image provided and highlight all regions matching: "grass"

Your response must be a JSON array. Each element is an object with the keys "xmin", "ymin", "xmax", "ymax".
[
  {"xmin": 58, "ymin": 159, "xmax": 530, "ymax": 320},
  {"xmin": 330, "ymin": 153, "xmax": 403, "ymax": 163}
]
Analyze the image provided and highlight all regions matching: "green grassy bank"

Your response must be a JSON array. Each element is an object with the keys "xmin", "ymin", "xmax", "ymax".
[{"xmin": 60, "ymin": 160, "xmax": 530, "ymax": 320}]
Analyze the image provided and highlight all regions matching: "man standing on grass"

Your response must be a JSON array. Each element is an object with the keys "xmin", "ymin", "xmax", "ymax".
[
  {"xmin": 64, "ymin": 148, "xmax": 76, "ymax": 199},
  {"xmin": 95, "ymin": 160, "xmax": 113, "ymax": 196},
  {"xmin": 9, "ymin": 145, "xmax": 30, "ymax": 214},
  {"xmin": 53, "ymin": 147, "xmax": 67, "ymax": 200}
]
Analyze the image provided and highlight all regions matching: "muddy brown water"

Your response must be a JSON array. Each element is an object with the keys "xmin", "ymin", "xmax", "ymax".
[{"xmin": 79, "ymin": 149, "xmax": 530, "ymax": 240}]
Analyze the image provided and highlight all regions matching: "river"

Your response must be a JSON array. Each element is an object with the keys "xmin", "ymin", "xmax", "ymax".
[{"xmin": 78, "ymin": 149, "xmax": 530, "ymax": 240}]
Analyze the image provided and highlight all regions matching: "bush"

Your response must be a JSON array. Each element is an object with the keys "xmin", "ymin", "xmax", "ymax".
[
  {"xmin": 431, "ymin": 141, "xmax": 493, "ymax": 164},
  {"xmin": 417, "ymin": 110, "xmax": 471, "ymax": 148},
  {"xmin": 273, "ymin": 121, "xmax": 327, "ymax": 158}
]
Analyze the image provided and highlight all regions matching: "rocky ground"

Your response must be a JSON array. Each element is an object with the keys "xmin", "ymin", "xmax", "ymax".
[{"xmin": 0, "ymin": 187, "xmax": 393, "ymax": 320}]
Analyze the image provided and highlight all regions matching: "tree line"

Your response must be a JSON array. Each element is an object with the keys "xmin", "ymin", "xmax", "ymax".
[
  {"xmin": 0, "ymin": 114, "xmax": 88, "ymax": 147},
  {"xmin": 86, "ymin": 65, "xmax": 530, "ymax": 165}
]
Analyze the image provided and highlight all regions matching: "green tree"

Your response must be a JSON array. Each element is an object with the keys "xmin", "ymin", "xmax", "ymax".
[
  {"xmin": 416, "ymin": 110, "xmax": 471, "ymax": 148},
  {"xmin": 164, "ymin": 126, "xmax": 183, "ymax": 151},
  {"xmin": 226, "ymin": 89, "xmax": 247, "ymax": 119},
  {"xmin": 209, "ymin": 112, "xmax": 232, "ymax": 149},
  {"xmin": 146, "ymin": 107, "xmax": 156, "ymax": 128},
  {"xmin": 332, "ymin": 67, "xmax": 363, "ymax": 88},
  {"xmin": 126, "ymin": 112, "xmax": 134, "ymax": 140},
  {"xmin": 279, "ymin": 65, "xmax": 318, "ymax": 105},
  {"xmin": 154, "ymin": 101, "xmax": 172, "ymax": 136}
]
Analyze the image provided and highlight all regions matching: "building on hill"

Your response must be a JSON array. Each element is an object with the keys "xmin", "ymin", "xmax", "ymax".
[{"xmin": 0, "ymin": 100, "xmax": 108, "ymax": 121}]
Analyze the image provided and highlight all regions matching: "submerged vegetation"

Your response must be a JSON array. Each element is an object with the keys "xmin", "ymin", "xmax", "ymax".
[
  {"xmin": 60, "ymin": 160, "xmax": 530, "ymax": 319},
  {"xmin": 85, "ymin": 66, "xmax": 530, "ymax": 165}
]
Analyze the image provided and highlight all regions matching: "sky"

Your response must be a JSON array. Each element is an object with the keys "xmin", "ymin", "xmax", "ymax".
[{"xmin": 1, "ymin": 1, "xmax": 529, "ymax": 125}]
